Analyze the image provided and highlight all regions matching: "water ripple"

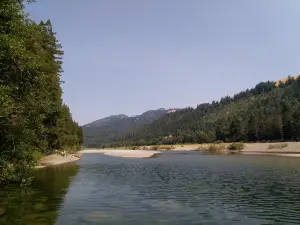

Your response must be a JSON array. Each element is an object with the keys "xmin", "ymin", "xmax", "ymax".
[{"xmin": 54, "ymin": 154, "xmax": 300, "ymax": 225}]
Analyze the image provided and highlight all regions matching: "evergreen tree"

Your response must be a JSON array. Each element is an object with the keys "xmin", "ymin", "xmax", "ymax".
[{"xmin": 0, "ymin": 0, "xmax": 82, "ymax": 184}]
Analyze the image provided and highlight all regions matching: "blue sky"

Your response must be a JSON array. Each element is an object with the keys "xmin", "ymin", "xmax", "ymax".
[{"xmin": 26, "ymin": 0, "xmax": 300, "ymax": 125}]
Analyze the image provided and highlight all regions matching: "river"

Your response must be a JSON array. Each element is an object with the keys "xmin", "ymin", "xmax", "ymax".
[{"xmin": 1, "ymin": 151, "xmax": 300, "ymax": 225}]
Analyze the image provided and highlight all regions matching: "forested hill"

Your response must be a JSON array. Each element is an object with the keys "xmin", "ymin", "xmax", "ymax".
[
  {"xmin": 101, "ymin": 76, "xmax": 300, "ymax": 147},
  {"xmin": 82, "ymin": 109, "xmax": 178, "ymax": 147},
  {"xmin": 1, "ymin": 1, "xmax": 82, "ymax": 184}
]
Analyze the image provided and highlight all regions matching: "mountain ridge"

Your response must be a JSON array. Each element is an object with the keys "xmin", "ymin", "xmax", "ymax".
[
  {"xmin": 83, "ymin": 108, "xmax": 178, "ymax": 127},
  {"xmin": 82, "ymin": 108, "xmax": 179, "ymax": 147}
]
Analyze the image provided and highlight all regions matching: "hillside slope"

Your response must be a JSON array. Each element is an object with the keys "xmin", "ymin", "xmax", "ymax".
[
  {"xmin": 102, "ymin": 76, "xmax": 300, "ymax": 147},
  {"xmin": 82, "ymin": 108, "xmax": 178, "ymax": 147}
]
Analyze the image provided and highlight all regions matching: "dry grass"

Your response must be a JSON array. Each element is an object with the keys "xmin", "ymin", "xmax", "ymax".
[
  {"xmin": 149, "ymin": 145, "xmax": 175, "ymax": 150},
  {"xmin": 275, "ymin": 75, "xmax": 299, "ymax": 86},
  {"xmin": 268, "ymin": 143, "xmax": 288, "ymax": 150},
  {"xmin": 197, "ymin": 143, "xmax": 226, "ymax": 151}
]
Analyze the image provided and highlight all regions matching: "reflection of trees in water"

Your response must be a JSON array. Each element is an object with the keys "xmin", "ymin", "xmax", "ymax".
[{"xmin": 0, "ymin": 163, "xmax": 79, "ymax": 225}]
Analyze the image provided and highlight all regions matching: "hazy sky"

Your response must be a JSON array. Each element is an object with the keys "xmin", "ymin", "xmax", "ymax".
[{"xmin": 26, "ymin": 0, "xmax": 300, "ymax": 125}]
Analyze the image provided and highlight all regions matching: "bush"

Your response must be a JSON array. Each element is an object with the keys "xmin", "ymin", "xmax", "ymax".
[
  {"xmin": 149, "ymin": 146, "xmax": 159, "ymax": 150},
  {"xmin": 227, "ymin": 143, "xmax": 244, "ymax": 150},
  {"xmin": 196, "ymin": 145, "xmax": 207, "ymax": 151},
  {"xmin": 197, "ymin": 143, "xmax": 226, "ymax": 151},
  {"xmin": 149, "ymin": 145, "xmax": 175, "ymax": 150},
  {"xmin": 268, "ymin": 143, "xmax": 288, "ymax": 149},
  {"xmin": 214, "ymin": 140, "xmax": 224, "ymax": 144},
  {"xmin": 162, "ymin": 146, "xmax": 175, "ymax": 150},
  {"xmin": 209, "ymin": 143, "xmax": 226, "ymax": 151}
]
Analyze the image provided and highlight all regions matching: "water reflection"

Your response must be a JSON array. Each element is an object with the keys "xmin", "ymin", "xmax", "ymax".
[
  {"xmin": 1, "ymin": 153, "xmax": 300, "ymax": 225},
  {"xmin": 56, "ymin": 154, "xmax": 300, "ymax": 225},
  {"xmin": 0, "ymin": 163, "xmax": 78, "ymax": 225}
]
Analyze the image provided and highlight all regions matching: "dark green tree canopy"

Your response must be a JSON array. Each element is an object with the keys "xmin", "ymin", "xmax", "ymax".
[{"xmin": 0, "ymin": 0, "xmax": 82, "ymax": 185}]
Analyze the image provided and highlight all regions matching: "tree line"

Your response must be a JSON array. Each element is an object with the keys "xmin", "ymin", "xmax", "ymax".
[
  {"xmin": 1, "ymin": 0, "xmax": 82, "ymax": 184},
  {"xmin": 97, "ymin": 76, "xmax": 300, "ymax": 148}
]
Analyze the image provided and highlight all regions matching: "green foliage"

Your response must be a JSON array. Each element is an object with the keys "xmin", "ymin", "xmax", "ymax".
[
  {"xmin": 0, "ymin": 1, "xmax": 82, "ymax": 185},
  {"xmin": 268, "ymin": 143, "xmax": 288, "ymax": 149},
  {"xmin": 227, "ymin": 143, "xmax": 245, "ymax": 151}
]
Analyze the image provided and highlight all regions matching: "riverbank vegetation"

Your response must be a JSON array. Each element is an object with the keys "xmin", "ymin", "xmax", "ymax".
[
  {"xmin": 91, "ymin": 75, "xmax": 300, "ymax": 148},
  {"xmin": 0, "ymin": 1, "xmax": 82, "ymax": 185},
  {"xmin": 196, "ymin": 143, "xmax": 226, "ymax": 151},
  {"xmin": 268, "ymin": 143, "xmax": 288, "ymax": 150},
  {"xmin": 129, "ymin": 145, "xmax": 175, "ymax": 150},
  {"xmin": 227, "ymin": 143, "xmax": 245, "ymax": 151}
]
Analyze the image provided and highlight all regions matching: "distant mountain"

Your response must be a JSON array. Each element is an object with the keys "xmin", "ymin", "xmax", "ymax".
[
  {"xmin": 84, "ymin": 114, "xmax": 129, "ymax": 127},
  {"xmin": 82, "ymin": 108, "xmax": 178, "ymax": 147}
]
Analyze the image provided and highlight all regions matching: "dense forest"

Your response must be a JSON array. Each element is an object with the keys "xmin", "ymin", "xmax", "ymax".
[
  {"xmin": 0, "ymin": 0, "xmax": 82, "ymax": 184},
  {"xmin": 90, "ymin": 76, "xmax": 300, "ymax": 148}
]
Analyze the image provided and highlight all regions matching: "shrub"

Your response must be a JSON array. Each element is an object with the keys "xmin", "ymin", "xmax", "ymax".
[
  {"xmin": 227, "ymin": 142, "xmax": 244, "ymax": 150},
  {"xmin": 197, "ymin": 143, "xmax": 225, "ymax": 151},
  {"xmin": 209, "ymin": 143, "xmax": 226, "ymax": 151},
  {"xmin": 214, "ymin": 140, "xmax": 224, "ymax": 144},
  {"xmin": 268, "ymin": 143, "xmax": 288, "ymax": 149},
  {"xmin": 162, "ymin": 146, "xmax": 175, "ymax": 150},
  {"xmin": 196, "ymin": 145, "xmax": 207, "ymax": 151},
  {"xmin": 149, "ymin": 146, "xmax": 159, "ymax": 150},
  {"xmin": 149, "ymin": 145, "xmax": 175, "ymax": 150}
]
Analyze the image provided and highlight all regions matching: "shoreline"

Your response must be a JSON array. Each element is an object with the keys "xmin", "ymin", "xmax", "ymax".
[
  {"xmin": 36, "ymin": 153, "xmax": 81, "ymax": 169},
  {"xmin": 36, "ymin": 142, "xmax": 300, "ymax": 169},
  {"xmin": 96, "ymin": 142, "xmax": 300, "ymax": 158},
  {"xmin": 36, "ymin": 149, "xmax": 161, "ymax": 169},
  {"xmin": 241, "ymin": 152, "xmax": 300, "ymax": 157}
]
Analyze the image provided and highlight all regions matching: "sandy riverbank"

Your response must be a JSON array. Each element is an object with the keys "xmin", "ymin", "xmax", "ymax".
[
  {"xmin": 36, "ymin": 149, "xmax": 160, "ymax": 169},
  {"xmin": 170, "ymin": 142, "xmax": 300, "ymax": 152},
  {"xmin": 37, "ymin": 142, "xmax": 300, "ymax": 167},
  {"xmin": 36, "ymin": 153, "xmax": 81, "ymax": 169},
  {"xmin": 79, "ymin": 149, "xmax": 161, "ymax": 158},
  {"xmin": 101, "ymin": 142, "xmax": 300, "ymax": 157},
  {"xmin": 175, "ymin": 142, "xmax": 300, "ymax": 156}
]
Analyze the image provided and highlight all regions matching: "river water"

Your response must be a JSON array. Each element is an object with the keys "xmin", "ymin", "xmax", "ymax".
[{"xmin": 1, "ymin": 151, "xmax": 300, "ymax": 225}]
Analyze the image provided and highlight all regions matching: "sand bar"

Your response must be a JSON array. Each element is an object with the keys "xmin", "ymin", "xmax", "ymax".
[
  {"xmin": 80, "ymin": 149, "xmax": 161, "ymax": 158},
  {"xmin": 93, "ymin": 142, "xmax": 300, "ymax": 157}
]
